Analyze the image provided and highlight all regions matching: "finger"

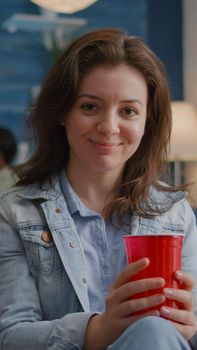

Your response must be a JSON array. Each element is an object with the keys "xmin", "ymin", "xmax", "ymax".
[
  {"xmin": 175, "ymin": 271, "xmax": 195, "ymax": 291},
  {"xmin": 163, "ymin": 288, "xmax": 194, "ymax": 311},
  {"xmin": 117, "ymin": 294, "xmax": 165, "ymax": 316},
  {"xmin": 111, "ymin": 258, "xmax": 150, "ymax": 289},
  {"xmin": 166, "ymin": 320, "xmax": 195, "ymax": 341},
  {"xmin": 128, "ymin": 309, "xmax": 160, "ymax": 325},
  {"xmin": 160, "ymin": 306, "xmax": 196, "ymax": 326},
  {"xmin": 108, "ymin": 277, "xmax": 165, "ymax": 304}
]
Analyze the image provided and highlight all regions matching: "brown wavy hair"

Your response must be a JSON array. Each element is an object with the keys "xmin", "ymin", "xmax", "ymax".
[{"xmin": 15, "ymin": 28, "xmax": 181, "ymax": 218}]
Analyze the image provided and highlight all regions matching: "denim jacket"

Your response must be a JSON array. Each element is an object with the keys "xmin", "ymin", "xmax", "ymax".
[{"xmin": 0, "ymin": 176, "xmax": 197, "ymax": 350}]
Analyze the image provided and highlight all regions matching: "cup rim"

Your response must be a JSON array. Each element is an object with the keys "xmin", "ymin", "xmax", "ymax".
[{"xmin": 123, "ymin": 234, "xmax": 184, "ymax": 238}]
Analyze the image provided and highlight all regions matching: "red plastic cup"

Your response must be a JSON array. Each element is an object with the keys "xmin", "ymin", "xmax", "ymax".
[{"xmin": 123, "ymin": 235, "xmax": 183, "ymax": 312}]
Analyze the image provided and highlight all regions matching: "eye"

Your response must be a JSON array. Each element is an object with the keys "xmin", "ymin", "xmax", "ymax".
[
  {"xmin": 80, "ymin": 103, "xmax": 98, "ymax": 112},
  {"xmin": 121, "ymin": 107, "xmax": 137, "ymax": 117}
]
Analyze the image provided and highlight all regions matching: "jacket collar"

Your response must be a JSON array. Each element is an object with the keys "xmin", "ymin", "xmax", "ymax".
[
  {"xmin": 148, "ymin": 185, "xmax": 186, "ymax": 211},
  {"xmin": 17, "ymin": 176, "xmax": 186, "ymax": 210},
  {"xmin": 17, "ymin": 176, "xmax": 61, "ymax": 201}
]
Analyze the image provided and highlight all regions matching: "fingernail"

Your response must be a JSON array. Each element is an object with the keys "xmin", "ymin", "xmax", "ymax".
[
  {"xmin": 163, "ymin": 288, "xmax": 174, "ymax": 297},
  {"xmin": 176, "ymin": 271, "xmax": 184, "ymax": 279},
  {"xmin": 155, "ymin": 278, "xmax": 165, "ymax": 287},
  {"xmin": 161, "ymin": 306, "xmax": 170, "ymax": 315},
  {"xmin": 155, "ymin": 294, "xmax": 165, "ymax": 303}
]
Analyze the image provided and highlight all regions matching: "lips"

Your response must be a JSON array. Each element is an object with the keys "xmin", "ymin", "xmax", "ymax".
[
  {"xmin": 88, "ymin": 139, "xmax": 122, "ymax": 154},
  {"xmin": 90, "ymin": 139, "xmax": 121, "ymax": 146}
]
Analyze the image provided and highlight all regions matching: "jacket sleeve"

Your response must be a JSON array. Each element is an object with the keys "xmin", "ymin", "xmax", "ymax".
[
  {"xmin": 0, "ymin": 201, "xmax": 95, "ymax": 350},
  {"xmin": 180, "ymin": 198, "xmax": 197, "ymax": 349},
  {"xmin": 181, "ymin": 198, "xmax": 197, "ymax": 315}
]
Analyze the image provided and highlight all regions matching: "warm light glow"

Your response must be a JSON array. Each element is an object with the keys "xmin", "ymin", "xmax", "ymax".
[
  {"xmin": 31, "ymin": 0, "xmax": 98, "ymax": 13},
  {"xmin": 170, "ymin": 101, "xmax": 197, "ymax": 161}
]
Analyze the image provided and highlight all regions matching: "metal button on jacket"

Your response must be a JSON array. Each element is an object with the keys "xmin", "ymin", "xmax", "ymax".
[
  {"xmin": 41, "ymin": 230, "xmax": 53, "ymax": 243},
  {"xmin": 69, "ymin": 242, "xmax": 77, "ymax": 248}
]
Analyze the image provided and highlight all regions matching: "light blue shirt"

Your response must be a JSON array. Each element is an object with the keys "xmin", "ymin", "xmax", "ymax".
[{"xmin": 59, "ymin": 173, "xmax": 128, "ymax": 312}]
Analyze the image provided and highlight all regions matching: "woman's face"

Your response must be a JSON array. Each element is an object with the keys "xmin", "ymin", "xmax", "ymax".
[{"xmin": 62, "ymin": 64, "xmax": 148, "ymax": 176}]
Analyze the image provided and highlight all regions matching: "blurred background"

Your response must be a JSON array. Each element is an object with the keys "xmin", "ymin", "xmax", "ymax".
[{"xmin": 0, "ymin": 0, "xmax": 197, "ymax": 205}]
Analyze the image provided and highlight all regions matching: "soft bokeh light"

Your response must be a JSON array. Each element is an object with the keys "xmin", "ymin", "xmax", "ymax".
[{"xmin": 31, "ymin": 0, "xmax": 98, "ymax": 14}]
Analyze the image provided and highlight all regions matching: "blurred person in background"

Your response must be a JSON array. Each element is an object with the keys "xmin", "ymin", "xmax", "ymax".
[
  {"xmin": 0, "ymin": 28, "xmax": 197, "ymax": 350},
  {"xmin": 0, "ymin": 127, "xmax": 17, "ymax": 191}
]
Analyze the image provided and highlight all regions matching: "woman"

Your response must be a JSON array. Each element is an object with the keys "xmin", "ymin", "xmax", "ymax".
[{"xmin": 0, "ymin": 28, "xmax": 196, "ymax": 350}]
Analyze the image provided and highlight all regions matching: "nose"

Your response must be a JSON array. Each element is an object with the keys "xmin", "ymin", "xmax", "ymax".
[{"xmin": 96, "ymin": 112, "xmax": 120, "ymax": 136}]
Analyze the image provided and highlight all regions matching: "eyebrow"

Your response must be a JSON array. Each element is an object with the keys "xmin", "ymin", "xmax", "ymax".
[
  {"xmin": 77, "ymin": 94, "xmax": 103, "ymax": 101},
  {"xmin": 77, "ymin": 94, "xmax": 144, "ymax": 106}
]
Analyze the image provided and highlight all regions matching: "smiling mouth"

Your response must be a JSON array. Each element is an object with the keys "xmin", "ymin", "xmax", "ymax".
[
  {"xmin": 90, "ymin": 140, "xmax": 122, "ymax": 147},
  {"xmin": 89, "ymin": 140, "xmax": 123, "ymax": 153}
]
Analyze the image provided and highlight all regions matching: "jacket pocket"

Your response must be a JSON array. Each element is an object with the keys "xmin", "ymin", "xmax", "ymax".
[{"xmin": 19, "ymin": 222, "xmax": 62, "ymax": 273}]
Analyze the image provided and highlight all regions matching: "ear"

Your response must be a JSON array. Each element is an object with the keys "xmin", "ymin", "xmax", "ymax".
[{"xmin": 58, "ymin": 116, "xmax": 65, "ymax": 126}]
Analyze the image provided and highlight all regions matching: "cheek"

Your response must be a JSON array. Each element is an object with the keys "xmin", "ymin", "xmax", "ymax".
[
  {"xmin": 126, "ymin": 123, "xmax": 146, "ymax": 143},
  {"xmin": 66, "ymin": 113, "xmax": 92, "ymax": 131},
  {"xmin": 66, "ymin": 117, "xmax": 80, "ymax": 135},
  {"xmin": 64, "ymin": 123, "xmax": 77, "ymax": 146},
  {"xmin": 65, "ymin": 120, "xmax": 89, "ymax": 145}
]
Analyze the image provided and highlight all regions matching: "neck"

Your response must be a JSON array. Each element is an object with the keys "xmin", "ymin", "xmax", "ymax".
[{"xmin": 66, "ymin": 164, "xmax": 122, "ymax": 214}]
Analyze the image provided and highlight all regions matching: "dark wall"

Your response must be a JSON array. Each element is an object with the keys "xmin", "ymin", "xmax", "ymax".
[
  {"xmin": 0, "ymin": 0, "xmax": 53, "ymax": 141},
  {"xmin": 147, "ymin": 0, "xmax": 183, "ymax": 100},
  {"xmin": 67, "ymin": 0, "xmax": 147, "ymax": 37}
]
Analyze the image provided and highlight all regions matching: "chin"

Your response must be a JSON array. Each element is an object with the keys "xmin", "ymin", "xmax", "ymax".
[{"xmin": 90, "ymin": 163, "xmax": 123, "ymax": 174}]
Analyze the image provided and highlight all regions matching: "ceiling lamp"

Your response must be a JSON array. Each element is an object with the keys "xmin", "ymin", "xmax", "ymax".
[{"xmin": 30, "ymin": 0, "xmax": 98, "ymax": 14}]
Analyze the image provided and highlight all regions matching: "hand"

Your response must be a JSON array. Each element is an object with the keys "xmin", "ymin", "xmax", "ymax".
[
  {"xmin": 104, "ymin": 257, "xmax": 165, "ymax": 332},
  {"xmin": 85, "ymin": 258, "xmax": 165, "ymax": 350},
  {"xmin": 160, "ymin": 271, "xmax": 197, "ymax": 340}
]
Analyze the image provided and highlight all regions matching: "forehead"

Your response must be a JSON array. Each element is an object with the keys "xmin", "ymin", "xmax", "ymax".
[
  {"xmin": 78, "ymin": 64, "xmax": 148, "ymax": 101},
  {"xmin": 80, "ymin": 63, "xmax": 145, "ymax": 81}
]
